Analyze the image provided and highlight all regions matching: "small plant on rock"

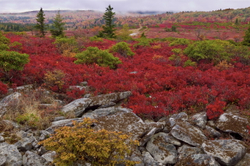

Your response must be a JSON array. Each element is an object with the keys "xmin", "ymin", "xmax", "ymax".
[{"xmin": 39, "ymin": 118, "xmax": 139, "ymax": 166}]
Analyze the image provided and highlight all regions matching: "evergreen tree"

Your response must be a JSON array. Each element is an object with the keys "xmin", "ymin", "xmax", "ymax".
[
  {"xmin": 242, "ymin": 24, "xmax": 250, "ymax": 46},
  {"xmin": 99, "ymin": 5, "xmax": 116, "ymax": 38},
  {"xmin": 50, "ymin": 11, "xmax": 65, "ymax": 38},
  {"xmin": 35, "ymin": 8, "xmax": 46, "ymax": 37}
]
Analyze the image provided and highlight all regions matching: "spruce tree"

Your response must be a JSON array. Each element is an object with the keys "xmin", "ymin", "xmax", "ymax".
[
  {"xmin": 242, "ymin": 24, "xmax": 250, "ymax": 46},
  {"xmin": 50, "ymin": 11, "xmax": 65, "ymax": 38},
  {"xmin": 99, "ymin": 5, "xmax": 116, "ymax": 38},
  {"xmin": 35, "ymin": 8, "xmax": 46, "ymax": 37}
]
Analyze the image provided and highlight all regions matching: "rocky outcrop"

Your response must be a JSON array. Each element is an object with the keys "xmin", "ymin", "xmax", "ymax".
[
  {"xmin": 1, "ymin": 89, "xmax": 250, "ymax": 166},
  {"xmin": 202, "ymin": 139, "xmax": 246, "ymax": 166},
  {"xmin": 62, "ymin": 91, "xmax": 132, "ymax": 117}
]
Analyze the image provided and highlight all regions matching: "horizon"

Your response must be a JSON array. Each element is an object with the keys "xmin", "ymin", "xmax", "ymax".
[{"xmin": 0, "ymin": 0, "xmax": 249, "ymax": 13}]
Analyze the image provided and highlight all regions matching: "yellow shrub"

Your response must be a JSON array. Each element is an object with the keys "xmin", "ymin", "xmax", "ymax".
[
  {"xmin": 44, "ymin": 70, "xmax": 65, "ymax": 91},
  {"xmin": 151, "ymin": 44, "xmax": 162, "ymax": 49},
  {"xmin": 39, "ymin": 118, "xmax": 139, "ymax": 166}
]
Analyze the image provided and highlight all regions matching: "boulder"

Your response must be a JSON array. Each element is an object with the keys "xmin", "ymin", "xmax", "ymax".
[
  {"xmin": 41, "ymin": 151, "xmax": 56, "ymax": 163},
  {"xmin": 23, "ymin": 151, "xmax": 47, "ymax": 166},
  {"xmin": 191, "ymin": 112, "xmax": 207, "ymax": 129},
  {"xmin": 205, "ymin": 125, "xmax": 222, "ymax": 138},
  {"xmin": 178, "ymin": 144, "xmax": 203, "ymax": 160},
  {"xmin": 15, "ymin": 131, "xmax": 36, "ymax": 151},
  {"xmin": 0, "ymin": 92, "xmax": 21, "ymax": 118},
  {"xmin": 82, "ymin": 106, "xmax": 132, "ymax": 119},
  {"xmin": 216, "ymin": 112, "xmax": 250, "ymax": 138},
  {"xmin": 142, "ymin": 152, "xmax": 159, "ymax": 166},
  {"xmin": 236, "ymin": 153, "xmax": 250, "ymax": 166},
  {"xmin": 0, "ymin": 142, "xmax": 23, "ymax": 166},
  {"xmin": 146, "ymin": 132, "xmax": 178, "ymax": 165},
  {"xmin": 0, "ymin": 155, "xmax": 6, "ymax": 166},
  {"xmin": 176, "ymin": 154, "xmax": 220, "ymax": 166},
  {"xmin": 169, "ymin": 112, "xmax": 188, "ymax": 127},
  {"xmin": 171, "ymin": 121, "xmax": 207, "ymax": 146},
  {"xmin": 95, "ymin": 111, "xmax": 148, "ymax": 140},
  {"xmin": 62, "ymin": 91, "xmax": 132, "ymax": 117},
  {"xmin": 202, "ymin": 139, "xmax": 246, "ymax": 166}
]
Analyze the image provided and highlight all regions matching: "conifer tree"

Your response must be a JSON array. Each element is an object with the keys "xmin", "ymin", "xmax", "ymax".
[
  {"xmin": 242, "ymin": 24, "xmax": 250, "ymax": 46},
  {"xmin": 50, "ymin": 11, "xmax": 65, "ymax": 38},
  {"xmin": 35, "ymin": 8, "xmax": 46, "ymax": 37},
  {"xmin": 99, "ymin": 5, "xmax": 116, "ymax": 38}
]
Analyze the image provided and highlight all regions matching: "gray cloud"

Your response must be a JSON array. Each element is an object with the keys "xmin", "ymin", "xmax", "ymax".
[{"xmin": 0, "ymin": 0, "xmax": 249, "ymax": 13}]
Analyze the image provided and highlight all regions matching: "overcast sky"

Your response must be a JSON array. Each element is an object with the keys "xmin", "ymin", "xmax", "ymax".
[{"xmin": 0, "ymin": 0, "xmax": 249, "ymax": 13}]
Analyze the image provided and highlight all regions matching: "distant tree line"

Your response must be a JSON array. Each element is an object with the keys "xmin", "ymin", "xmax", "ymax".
[{"xmin": 0, "ymin": 23, "xmax": 35, "ymax": 32}]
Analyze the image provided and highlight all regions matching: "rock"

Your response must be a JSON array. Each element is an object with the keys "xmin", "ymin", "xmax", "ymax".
[
  {"xmin": 171, "ymin": 121, "xmax": 207, "ymax": 146},
  {"xmin": 82, "ymin": 106, "xmax": 132, "ymax": 119},
  {"xmin": 176, "ymin": 154, "xmax": 220, "ymax": 166},
  {"xmin": 23, "ymin": 151, "xmax": 47, "ymax": 166},
  {"xmin": 202, "ymin": 139, "xmax": 246, "ymax": 166},
  {"xmin": 205, "ymin": 125, "xmax": 222, "ymax": 138},
  {"xmin": 38, "ymin": 130, "xmax": 51, "ymax": 141},
  {"xmin": 178, "ymin": 144, "xmax": 203, "ymax": 160},
  {"xmin": 0, "ymin": 92, "xmax": 21, "ymax": 118},
  {"xmin": 8, "ymin": 84, "xmax": 33, "ymax": 93},
  {"xmin": 146, "ymin": 132, "xmax": 178, "ymax": 165},
  {"xmin": 62, "ymin": 91, "xmax": 132, "ymax": 117},
  {"xmin": 61, "ymin": 98, "xmax": 92, "ymax": 117},
  {"xmin": 0, "ymin": 142, "xmax": 23, "ymax": 166},
  {"xmin": 140, "ymin": 128, "xmax": 158, "ymax": 146},
  {"xmin": 80, "ymin": 81, "xmax": 88, "ymax": 86},
  {"xmin": 128, "ymin": 148, "xmax": 144, "ymax": 166},
  {"xmin": 41, "ymin": 151, "xmax": 56, "ymax": 163},
  {"xmin": 236, "ymin": 153, "xmax": 250, "ymax": 166},
  {"xmin": 15, "ymin": 131, "xmax": 36, "ymax": 151},
  {"xmin": 95, "ymin": 111, "xmax": 148, "ymax": 140},
  {"xmin": 142, "ymin": 152, "xmax": 159, "ymax": 166},
  {"xmin": 169, "ymin": 112, "xmax": 188, "ymax": 127},
  {"xmin": 53, "ymin": 116, "xmax": 66, "ymax": 122},
  {"xmin": 0, "ymin": 136, "xmax": 4, "ymax": 143},
  {"xmin": 191, "ymin": 112, "xmax": 207, "ymax": 129},
  {"xmin": 2, "ymin": 120, "xmax": 20, "ymax": 129},
  {"xmin": 0, "ymin": 155, "xmax": 6, "ymax": 166},
  {"xmin": 49, "ymin": 118, "xmax": 82, "ymax": 128},
  {"xmin": 216, "ymin": 112, "xmax": 250, "ymax": 138}
]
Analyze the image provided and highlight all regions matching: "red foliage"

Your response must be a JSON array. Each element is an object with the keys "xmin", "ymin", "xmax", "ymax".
[
  {"xmin": 0, "ymin": 82, "xmax": 8, "ymax": 95},
  {"xmin": 3, "ymin": 33, "xmax": 250, "ymax": 120}
]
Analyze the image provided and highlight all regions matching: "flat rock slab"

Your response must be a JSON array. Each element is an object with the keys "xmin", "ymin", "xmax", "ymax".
[
  {"xmin": 95, "ymin": 111, "xmax": 148, "ymax": 140},
  {"xmin": 216, "ymin": 112, "xmax": 250, "ymax": 138},
  {"xmin": 202, "ymin": 139, "xmax": 246, "ymax": 166},
  {"xmin": 62, "ymin": 91, "xmax": 132, "ymax": 117},
  {"xmin": 171, "ymin": 121, "xmax": 207, "ymax": 146}
]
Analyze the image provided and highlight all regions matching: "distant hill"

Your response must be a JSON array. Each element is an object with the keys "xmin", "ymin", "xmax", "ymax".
[{"xmin": 1, "ymin": 7, "xmax": 250, "ymax": 30}]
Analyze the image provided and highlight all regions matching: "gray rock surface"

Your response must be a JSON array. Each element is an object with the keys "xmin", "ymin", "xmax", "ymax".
[
  {"xmin": 142, "ymin": 152, "xmax": 159, "ymax": 166},
  {"xmin": 62, "ymin": 91, "xmax": 132, "ymax": 117},
  {"xmin": 146, "ymin": 132, "xmax": 178, "ymax": 165},
  {"xmin": 169, "ymin": 112, "xmax": 188, "ymax": 127},
  {"xmin": 171, "ymin": 121, "xmax": 207, "ymax": 146},
  {"xmin": 216, "ymin": 112, "xmax": 249, "ymax": 137},
  {"xmin": 178, "ymin": 144, "xmax": 203, "ymax": 160},
  {"xmin": 191, "ymin": 112, "xmax": 207, "ymax": 129},
  {"xmin": 23, "ymin": 151, "xmax": 47, "ymax": 166},
  {"xmin": 176, "ymin": 154, "xmax": 220, "ymax": 166},
  {"xmin": 202, "ymin": 139, "xmax": 246, "ymax": 166},
  {"xmin": 0, "ymin": 142, "xmax": 23, "ymax": 166}
]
